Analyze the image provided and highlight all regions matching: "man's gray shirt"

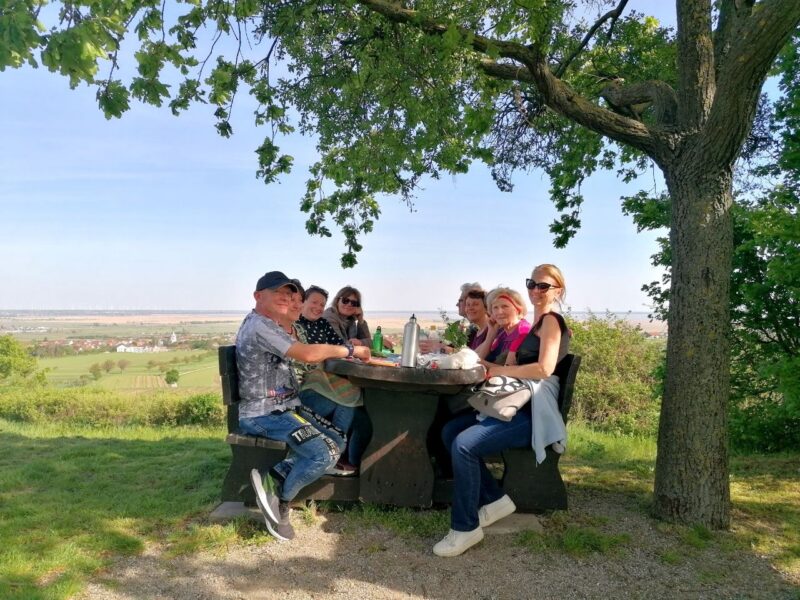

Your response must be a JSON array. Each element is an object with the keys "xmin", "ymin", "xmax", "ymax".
[{"xmin": 235, "ymin": 310, "xmax": 301, "ymax": 418}]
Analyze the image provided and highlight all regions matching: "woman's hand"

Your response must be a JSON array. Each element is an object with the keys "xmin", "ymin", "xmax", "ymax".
[
  {"xmin": 486, "ymin": 364, "xmax": 510, "ymax": 379},
  {"xmin": 349, "ymin": 338, "xmax": 364, "ymax": 346}
]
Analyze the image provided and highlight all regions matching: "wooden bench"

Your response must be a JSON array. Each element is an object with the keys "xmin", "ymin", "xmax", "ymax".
[
  {"xmin": 500, "ymin": 353, "xmax": 581, "ymax": 511},
  {"xmin": 218, "ymin": 345, "xmax": 580, "ymax": 512},
  {"xmin": 218, "ymin": 345, "xmax": 358, "ymax": 506}
]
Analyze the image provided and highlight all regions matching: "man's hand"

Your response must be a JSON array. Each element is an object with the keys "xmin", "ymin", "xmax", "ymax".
[{"xmin": 353, "ymin": 346, "xmax": 371, "ymax": 361}]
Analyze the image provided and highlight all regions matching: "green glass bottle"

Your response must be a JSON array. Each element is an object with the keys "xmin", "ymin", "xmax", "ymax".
[{"xmin": 372, "ymin": 326, "xmax": 383, "ymax": 352}]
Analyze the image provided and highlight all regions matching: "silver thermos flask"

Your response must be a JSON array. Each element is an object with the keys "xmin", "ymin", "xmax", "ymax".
[{"xmin": 400, "ymin": 314, "xmax": 420, "ymax": 367}]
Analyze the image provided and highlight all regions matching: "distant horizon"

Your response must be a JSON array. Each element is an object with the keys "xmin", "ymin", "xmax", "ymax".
[{"xmin": 0, "ymin": 307, "xmax": 660, "ymax": 317}]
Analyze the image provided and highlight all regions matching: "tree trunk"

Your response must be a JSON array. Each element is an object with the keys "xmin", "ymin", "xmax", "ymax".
[{"xmin": 654, "ymin": 149, "xmax": 733, "ymax": 528}]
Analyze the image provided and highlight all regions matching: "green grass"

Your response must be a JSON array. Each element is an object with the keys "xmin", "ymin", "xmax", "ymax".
[
  {"xmin": 564, "ymin": 423, "xmax": 800, "ymax": 581},
  {"xmin": 516, "ymin": 525, "xmax": 630, "ymax": 557},
  {"xmin": 335, "ymin": 503, "xmax": 450, "ymax": 539},
  {"xmin": 681, "ymin": 524, "xmax": 714, "ymax": 549},
  {"xmin": 38, "ymin": 350, "xmax": 219, "ymax": 391},
  {"xmin": 729, "ymin": 453, "xmax": 800, "ymax": 576},
  {"xmin": 0, "ymin": 418, "xmax": 244, "ymax": 600},
  {"xmin": 1, "ymin": 414, "xmax": 797, "ymax": 599}
]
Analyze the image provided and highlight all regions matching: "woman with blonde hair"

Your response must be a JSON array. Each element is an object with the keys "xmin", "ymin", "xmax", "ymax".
[{"xmin": 434, "ymin": 264, "xmax": 572, "ymax": 557}]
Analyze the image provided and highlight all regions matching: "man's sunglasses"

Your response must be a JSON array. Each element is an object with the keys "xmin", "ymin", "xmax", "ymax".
[
  {"xmin": 526, "ymin": 279, "xmax": 559, "ymax": 291},
  {"xmin": 340, "ymin": 297, "xmax": 361, "ymax": 308}
]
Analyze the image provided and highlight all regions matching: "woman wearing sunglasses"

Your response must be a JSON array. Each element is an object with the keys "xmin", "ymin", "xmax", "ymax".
[
  {"xmin": 322, "ymin": 286, "xmax": 374, "ymax": 348},
  {"xmin": 434, "ymin": 264, "xmax": 571, "ymax": 557}
]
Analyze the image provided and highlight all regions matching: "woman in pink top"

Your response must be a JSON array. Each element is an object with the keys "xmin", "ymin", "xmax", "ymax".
[{"xmin": 474, "ymin": 287, "xmax": 531, "ymax": 366}]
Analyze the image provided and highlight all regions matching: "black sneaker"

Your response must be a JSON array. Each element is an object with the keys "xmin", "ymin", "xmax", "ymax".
[
  {"xmin": 250, "ymin": 469, "xmax": 285, "ymax": 539},
  {"xmin": 274, "ymin": 501, "xmax": 296, "ymax": 541}
]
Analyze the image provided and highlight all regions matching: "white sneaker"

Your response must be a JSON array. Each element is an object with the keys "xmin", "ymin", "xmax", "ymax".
[
  {"xmin": 478, "ymin": 494, "xmax": 516, "ymax": 528},
  {"xmin": 250, "ymin": 470, "xmax": 279, "ymax": 522},
  {"xmin": 433, "ymin": 527, "xmax": 484, "ymax": 557}
]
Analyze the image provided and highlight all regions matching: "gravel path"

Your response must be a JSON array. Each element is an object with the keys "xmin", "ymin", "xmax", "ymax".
[{"xmin": 79, "ymin": 490, "xmax": 797, "ymax": 600}]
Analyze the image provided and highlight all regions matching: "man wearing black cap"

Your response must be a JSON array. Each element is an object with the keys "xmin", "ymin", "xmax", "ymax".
[{"xmin": 236, "ymin": 270, "xmax": 371, "ymax": 541}]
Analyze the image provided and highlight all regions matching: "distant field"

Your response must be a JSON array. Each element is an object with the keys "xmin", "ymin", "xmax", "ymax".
[
  {"xmin": 38, "ymin": 350, "xmax": 219, "ymax": 392},
  {"xmin": 0, "ymin": 314, "xmax": 241, "ymax": 342}
]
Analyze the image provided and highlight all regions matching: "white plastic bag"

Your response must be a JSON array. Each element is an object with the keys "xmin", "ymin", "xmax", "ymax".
[{"xmin": 417, "ymin": 347, "xmax": 480, "ymax": 370}]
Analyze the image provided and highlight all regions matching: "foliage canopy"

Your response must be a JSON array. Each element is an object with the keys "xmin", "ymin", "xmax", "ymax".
[{"xmin": 1, "ymin": 0, "xmax": 683, "ymax": 264}]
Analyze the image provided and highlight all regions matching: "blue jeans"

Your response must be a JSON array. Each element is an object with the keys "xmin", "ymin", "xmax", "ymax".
[
  {"xmin": 442, "ymin": 409, "xmax": 532, "ymax": 531},
  {"xmin": 299, "ymin": 389, "xmax": 357, "ymax": 435},
  {"xmin": 239, "ymin": 406, "xmax": 345, "ymax": 501},
  {"xmin": 347, "ymin": 406, "xmax": 373, "ymax": 466}
]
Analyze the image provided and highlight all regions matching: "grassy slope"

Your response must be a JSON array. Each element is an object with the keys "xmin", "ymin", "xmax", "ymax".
[
  {"xmin": 0, "ymin": 420, "xmax": 232, "ymax": 599},
  {"xmin": 0, "ymin": 419, "xmax": 797, "ymax": 599}
]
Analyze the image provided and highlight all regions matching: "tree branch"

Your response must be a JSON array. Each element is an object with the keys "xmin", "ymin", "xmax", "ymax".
[
  {"xmin": 703, "ymin": 0, "xmax": 800, "ymax": 168},
  {"xmin": 478, "ymin": 59, "xmax": 534, "ymax": 83},
  {"xmin": 713, "ymin": 0, "xmax": 755, "ymax": 72},
  {"xmin": 600, "ymin": 79, "xmax": 678, "ymax": 126},
  {"xmin": 554, "ymin": 0, "xmax": 629, "ymax": 78},
  {"xmin": 676, "ymin": 0, "xmax": 716, "ymax": 129},
  {"xmin": 356, "ymin": 0, "xmax": 656, "ymax": 154}
]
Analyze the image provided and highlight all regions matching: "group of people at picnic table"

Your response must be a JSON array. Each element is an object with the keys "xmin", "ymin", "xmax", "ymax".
[{"xmin": 235, "ymin": 263, "xmax": 571, "ymax": 557}]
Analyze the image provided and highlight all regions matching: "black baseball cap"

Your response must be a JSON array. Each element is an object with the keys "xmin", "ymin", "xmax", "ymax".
[{"xmin": 255, "ymin": 271, "xmax": 298, "ymax": 292}]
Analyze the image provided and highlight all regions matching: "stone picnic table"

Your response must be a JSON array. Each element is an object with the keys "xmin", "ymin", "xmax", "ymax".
[{"xmin": 324, "ymin": 358, "xmax": 485, "ymax": 507}]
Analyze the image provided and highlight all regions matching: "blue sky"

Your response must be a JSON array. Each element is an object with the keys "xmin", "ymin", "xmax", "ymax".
[{"xmin": 0, "ymin": 1, "xmax": 675, "ymax": 313}]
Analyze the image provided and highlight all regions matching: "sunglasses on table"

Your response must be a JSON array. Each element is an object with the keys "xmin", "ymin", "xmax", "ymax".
[
  {"xmin": 526, "ymin": 279, "xmax": 559, "ymax": 291},
  {"xmin": 340, "ymin": 297, "xmax": 361, "ymax": 308}
]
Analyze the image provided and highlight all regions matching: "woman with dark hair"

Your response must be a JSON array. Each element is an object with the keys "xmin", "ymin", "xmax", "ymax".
[
  {"xmin": 297, "ymin": 284, "xmax": 372, "ymax": 476},
  {"xmin": 420, "ymin": 286, "xmax": 489, "ymax": 355},
  {"xmin": 464, "ymin": 289, "xmax": 491, "ymax": 350},
  {"xmin": 298, "ymin": 285, "xmax": 344, "ymax": 345}
]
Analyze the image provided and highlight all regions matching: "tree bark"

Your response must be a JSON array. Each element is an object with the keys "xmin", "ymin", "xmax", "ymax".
[{"xmin": 655, "ymin": 147, "xmax": 734, "ymax": 528}]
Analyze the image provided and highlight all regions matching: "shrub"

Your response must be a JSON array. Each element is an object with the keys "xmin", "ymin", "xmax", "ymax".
[
  {"xmin": 729, "ymin": 393, "xmax": 800, "ymax": 453},
  {"xmin": 175, "ymin": 393, "xmax": 223, "ymax": 426},
  {"xmin": 566, "ymin": 313, "xmax": 664, "ymax": 435},
  {"xmin": 0, "ymin": 387, "xmax": 223, "ymax": 428},
  {"xmin": 164, "ymin": 369, "xmax": 180, "ymax": 385}
]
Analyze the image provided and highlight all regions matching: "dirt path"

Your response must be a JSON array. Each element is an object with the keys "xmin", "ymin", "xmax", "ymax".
[{"xmin": 79, "ymin": 490, "xmax": 796, "ymax": 600}]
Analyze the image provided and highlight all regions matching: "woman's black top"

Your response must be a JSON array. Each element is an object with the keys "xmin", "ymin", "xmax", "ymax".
[
  {"xmin": 298, "ymin": 315, "xmax": 344, "ymax": 345},
  {"xmin": 515, "ymin": 312, "xmax": 571, "ymax": 367}
]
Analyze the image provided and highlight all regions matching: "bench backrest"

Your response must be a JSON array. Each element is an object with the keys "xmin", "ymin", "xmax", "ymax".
[
  {"xmin": 554, "ymin": 353, "xmax": 581, "ymax": 424},
  {"xmin": 219, "ymin": 345, "xmax": 240, "ymax": 432}
]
